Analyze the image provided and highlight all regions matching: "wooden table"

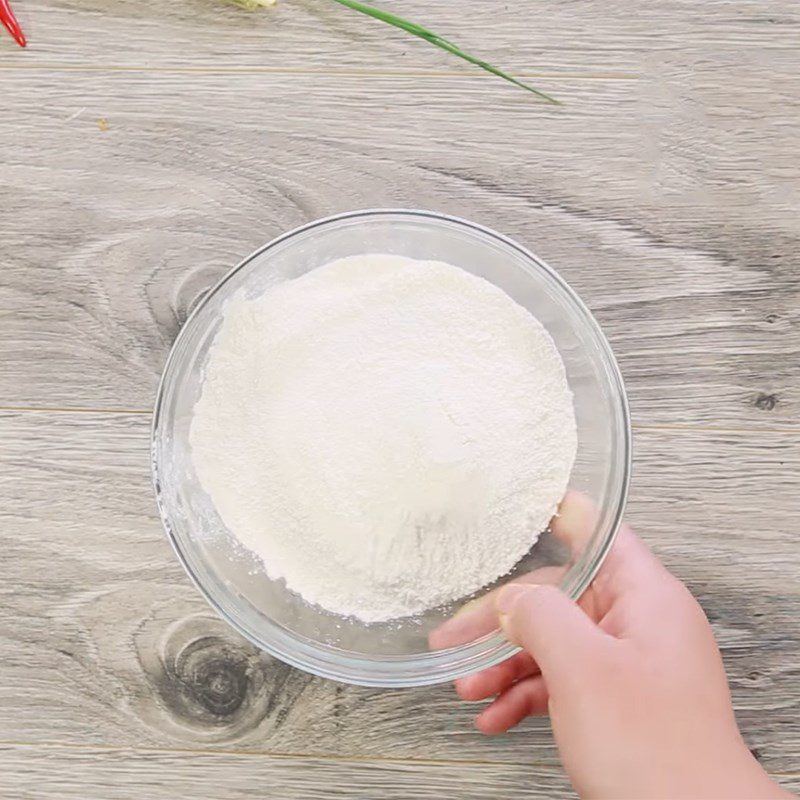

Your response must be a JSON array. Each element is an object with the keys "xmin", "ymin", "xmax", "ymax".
[{"xmin": 2, "ymin": 1, "xmax": 799, "ymax": 797}]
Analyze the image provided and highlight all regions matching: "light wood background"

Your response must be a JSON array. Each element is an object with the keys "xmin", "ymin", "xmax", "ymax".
[{"xmin": 1, "ymin": 1, "xmax": 799, "ymax": 797}]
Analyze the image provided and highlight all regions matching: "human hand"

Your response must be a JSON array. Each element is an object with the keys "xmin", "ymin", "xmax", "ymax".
[{"xmin": 448, "ymin": 494, "xmax": 792, "ymax": 800}]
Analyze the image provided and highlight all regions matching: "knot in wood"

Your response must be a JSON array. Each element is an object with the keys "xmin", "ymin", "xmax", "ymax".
[
  {"xmin": 754, "ymin": 393, "xmax": 778, "ymax": 411},
  {"xmin": 175, "ymin": 637, "xmax": 249, "ymax": 717}
]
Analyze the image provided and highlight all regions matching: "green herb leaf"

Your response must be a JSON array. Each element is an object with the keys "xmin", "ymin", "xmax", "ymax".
[{"xmin": 330, "ymin": 0, "xmax": 559, "ymax": 104}]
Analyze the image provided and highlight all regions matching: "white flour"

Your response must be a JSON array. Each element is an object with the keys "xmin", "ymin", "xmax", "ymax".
[{"xmin": 190, "ymin": 254, "xmax": 577, "ymax": 622}]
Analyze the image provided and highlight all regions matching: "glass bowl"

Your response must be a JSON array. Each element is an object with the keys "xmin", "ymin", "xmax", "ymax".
[{"xmin": 152, "ymin": 209, "xmax": 630, "ymax": 687}]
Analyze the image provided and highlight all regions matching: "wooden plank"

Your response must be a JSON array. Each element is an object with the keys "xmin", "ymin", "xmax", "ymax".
[
  {"xmin": 0, "ymin": 744, "xmax": 576, "ymax": 800},
  {"xmin": 1, "ymin": 0, "xmax": 797, "ymax": 74},
  {"xmin": 1, "ymin": 744, "xmax": 797, "ymax": 800},
  {"xmin": 2, "ymin": 2, "xmax": 798, "ymax": 796},
  {"xmin": 1, "ymin": 411, "xmax": 798, "ymax": 774},
  {"xmin": 1, "ymin": 71, "xmax": 798, "ymax": 427}
]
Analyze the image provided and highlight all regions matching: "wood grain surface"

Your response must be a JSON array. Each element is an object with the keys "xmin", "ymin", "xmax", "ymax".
[
  {"xmin": 2, "ymin": 71, "xmax": 798, "ymax": 426},
  {"xmin": 1, "ymin": 0, "xmax": 798, "ymax": 74},
  {"xmin": 0, "ymin": 745, "xmax": 579, "ymax": 800},
  {"xmin": 0, "ymin": 745, "xmax": 796, "ymax": 800},
  {"xmin": 1, "ymin": 0, "xmax": 799, "ymax": 797},
  {"xmin": 1, "ymin": 412, "xmax": 798, "ymax": 775}
]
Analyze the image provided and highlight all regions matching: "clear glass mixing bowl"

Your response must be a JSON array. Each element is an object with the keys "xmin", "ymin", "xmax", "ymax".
[{"xmin": 152, "ymin": 209, "xmax": 631, "ymax": 687}]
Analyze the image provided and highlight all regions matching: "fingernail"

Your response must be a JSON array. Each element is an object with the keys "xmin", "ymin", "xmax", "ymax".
[{"xmin": 495, "ymin": 583, "xmax": 540, "ymax": 630}]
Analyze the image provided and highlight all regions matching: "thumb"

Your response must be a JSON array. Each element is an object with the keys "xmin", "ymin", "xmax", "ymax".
[{"xmin": 496, "ymin": 583, "xmax": 606, "ymax": 685}]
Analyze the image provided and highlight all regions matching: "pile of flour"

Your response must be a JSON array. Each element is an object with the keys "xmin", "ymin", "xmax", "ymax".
[{"xmin": 190, "ymin": 254, "xmax": 577, "ymax": 622}]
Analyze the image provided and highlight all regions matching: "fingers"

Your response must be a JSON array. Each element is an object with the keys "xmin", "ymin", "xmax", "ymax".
[
  {"xmin": 429, "ymin": 566, "xmax": 566, "ymax": 650},
  {"xmin": 552, "ymin": 491, "xmax": 658, "ymax": 591},
  {"xmin": 592, "ymin": 523, "xmax": 676, "ymax": 616},
  {"xmin": 496, "ymin": 583, "xmax": 609, "ymax": 687},
  {"xmin": 455, "ymin": 651, "xmax": 538, "ymax": 701},
  {"xmin": 550, "ymin": 490, "xmax": 598, "ymax": 557},
  {"xmin": 599, "ymin": 523, "xmax": 658, "ymax": 582},
  {"xmin": 475, "ymin": 675, "xmax": 549, "ymax": 735},
  {"xmin": 428, "ymin": 592, "xmax": 497, "ymax": 650},
  {"xmin": 553, "ymin": 492, "xmax": 675, "ymax": 621}
]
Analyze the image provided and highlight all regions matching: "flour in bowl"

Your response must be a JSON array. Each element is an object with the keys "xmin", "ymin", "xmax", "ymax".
[{"xmin": 190, "ymin": 254, "xmax": 577, "ymax": 622}]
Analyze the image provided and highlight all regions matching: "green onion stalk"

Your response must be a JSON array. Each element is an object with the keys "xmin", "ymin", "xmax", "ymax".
[{"xmin": 229, "ymin": 0, "xmax": 558, "ymax": 104}]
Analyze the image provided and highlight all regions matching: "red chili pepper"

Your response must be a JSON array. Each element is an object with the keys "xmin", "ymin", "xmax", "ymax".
[{"xmin": 0, "ymin": 0, "xmax": 26, "ymax": 47}]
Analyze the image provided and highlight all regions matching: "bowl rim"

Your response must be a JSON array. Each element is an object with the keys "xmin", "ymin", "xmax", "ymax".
[{"xmin": 152, "ymin": 207, "xmax": 632, "ymax": 687}]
